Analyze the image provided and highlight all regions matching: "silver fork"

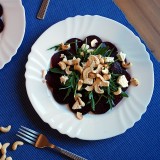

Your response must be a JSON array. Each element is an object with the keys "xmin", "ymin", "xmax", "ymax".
[{"xmin": 17, "ymin": 126, "xmax": 87, "ymax": 160}]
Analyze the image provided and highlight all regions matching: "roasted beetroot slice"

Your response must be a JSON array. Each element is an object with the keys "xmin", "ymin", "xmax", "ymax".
[
  {"xmin": 104, "ymin": 42, "xmax": 118, "ymax": 57},
  {"xmin": 84, "ymin": 35, "xmax": 102, "ymax": 48},
  {"xmin": 45, "ymin": 71, "xmax": 70, "ymax": 104},
  {"xmin": 51, "ymin": 51, "xmax": 64, "ymax": 68},
  {"xmin": 68, "ymin": 95, "xmax": 92, "ymax": 115},
  {"xmin": 0, "ymin": 19, "xmax": 4, "ymax": 33},
  {"xmin": 110, "ymin": 61, "xmax": 124, "ymax": 74},
  {"xmin": 0, "ymin": 4, "xmax": 3, "ymax": 17},
  {"xmin": 92, "ymin": 96, "xmax": 111, "ymax": 114},
  {"xmin": 66, "ymin": 38, "xmax": 83, "ymax": 54},
  {"xmin": 113, "ymin": 95, "xmax": 123, "ymax": 106}
]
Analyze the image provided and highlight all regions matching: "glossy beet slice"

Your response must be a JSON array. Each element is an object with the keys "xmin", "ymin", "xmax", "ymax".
[
  {"xmin": 113, "ymin": 95, "xmax": 123, "ymax": 106},
  {"xmin": 51, "ymin": 51, "xmax": 62, "ymax": 68},
  {"xmin": 92, "ymin": 95, "xmax": 111, "ymax": 114},
  {"xmin": 104, "ymin": 42, "xmax": 118, "ymax": 57},
  {"xmin": 84, "ymin": 35, "xmax": 102, "ymax": 48},
  {"xmin": 110, "ymin": 61, "xmax": 124, "ymax": 74},
  {"xmin": 45, "ymin": 71, "xmax": 70, "ymax": 104},
  {"xmin": 0, "ymin": 19, "xmax": 4, "ymax": 33},
  {"xmin": 0, "ymin": 4, "xmax": 3, "ymax": 17},
  {"xmin": 66, "ymin": 38, "xmax": 83, "ymax": 54}
]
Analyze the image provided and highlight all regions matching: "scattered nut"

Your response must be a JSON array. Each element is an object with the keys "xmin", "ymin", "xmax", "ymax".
[
  {"xmin": 6, "ymin": 157, "xmax": 12, "ymax": 160},
  {"xmin": 83, "ymin": 78, "xmax": 93, "ymax": 85},
  {"xmin": 58, "ymin": 61, "xmax": 66, "ymax": 70},
  {"xmin": 88, "ymin": 55, "xmax": 100, "ymax": 65},
  {"xmin": 91, "ymin": 39, "xmax": 98, "ymax": 47},
  {"xmin": 80, "ymin": 52, "xmax": 84, "ymax": 57},
  {"xmin": 73, "ymin": 58, "xmax": 81, "ymax": 65},
  {"xmin": 130, "ymin": 78, "xmax": 139, "ymax": 86},
  {"xmin": 76, "ymin": 112, "xmax": 83, "ymax": 120},
  {"xmin": 0, "ymin": 154, "xmax": 6, "ymax": 160},
  {"xmin": 60, "ymin": 75, "xmax": 68, "ymax": 84},
  {"xmin": 41, "ymin": 69, "xmax": 46, "ymax": 78},
  {"xmin": 74, "ymin": 65, "xmax": 83, "ymax": 74},
  {"xmin": 94, "ymin": 78, "xmax": 104, "ymax": 94},
  {"xmin": 74, "ymin": 93, "xmax": 82, "ymax": 100},
  {"xmin": 65, "ymin": 66, "xmax": 72, "ymax": 75},
  {"xmin": 102, "ymin": 67, "xmax": 109, "ymax": 74},
  {"xmin": 12, "ymin": 141, "xmax": 24, "ymax": 151},
  {"xmin": 0, "ymin": 125, "xmax": 11, "ymax": 133},
  {"xmin": 1, "ymin": 143, "xmax": 10, "ymax": 155},
  {"xmin": 92, "ymin": 64, "xmax": 103, "ymax": 74},
  {"xmin": 77, "ymin": 79, "xmax": 83, "ymax": 90},
  {"xmin": 122, "ymin": 61, "xmax": 132, "ymax": 69},
  {"xmin": 72, "ymin": 100, "xmax": 82, "ymax": 110},
  {"xmin": 113, "ymin": 87, "xmax": 122, "ymax": 95},
  {"xmin": 77, "ymin": 97, "xmax": 85, "ymax": 107},
  {"xmin": 60, "ymin": 43, "xmax": 70, "ymax": 51},
  {"xmin": 88, "ymin": 72, "xmax": 96, "ymax": 79},
  {"xmin": 103, "ymin": 74, "xmax": 111, "ymax": 80},
  {"xmin": 85, "ymin": 85, "xmax": 93, "ymax": 91},
  {"xmin": 100, "ymin": 58, "xmax": 105, "ymax": 64}
]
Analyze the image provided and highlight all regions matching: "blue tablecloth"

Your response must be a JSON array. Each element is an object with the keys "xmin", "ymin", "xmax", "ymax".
[{"xmin": 0, "ymin": 0, "xmax": 160, "ymax": 159}]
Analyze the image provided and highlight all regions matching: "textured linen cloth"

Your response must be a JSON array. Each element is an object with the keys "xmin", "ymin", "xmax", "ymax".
[{"xmin": 0, "ymin": 0, "xmax": 160, "ymax": 160}]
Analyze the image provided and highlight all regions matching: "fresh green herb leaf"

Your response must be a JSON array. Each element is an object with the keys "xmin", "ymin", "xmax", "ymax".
[
  {"xmin": 59, "ymin": 85, "xmax": 72, "ymax": 90},
  {"xmin": 63, "ymin": 88, "xmax": 71, "ymax": 100},
  {"xmin": 121, "ymin": 92, "xmax": 129, "ymax": 97},
  {"xmin": 47, "ymin": 45, "xmax": 60, "ymax": 51},
  {"xmin": 89, "ymin": 92, "xmax": 95, "ymax": 111},
  {"xmin": 50, "ymin": 68, "xmax": 66, "ymax": 74}
]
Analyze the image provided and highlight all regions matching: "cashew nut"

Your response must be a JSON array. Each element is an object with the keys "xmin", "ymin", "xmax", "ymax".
[
  {"xmin": 72, "ymin": 100, "xmax": 82, "ymax": 110},
  {"xmin": 94, "ymin": 78, "xmax": 104, "ymax": 94},
  {"xmin": 0, "ymin": 154, "xmax": 6, "ymax": 160},
  {"xmin": 1, "ymin": 143, "xmax": 10, "ymax": 155},
  {"xmin": 91, "ymin": 39, "xmax": 98, "ymax": 47},
  {"xmin": 83, "ymin": 67, "xmax": 92, "ymax": 80},
  {"xmin": 77, "ymin": 97, "xmax": 85, "ymax": 107},
  {"xmin": 77, "ymin": 80, "xmax": 83, "ymax": 90},
  {"xmin": 66, "ymin": 60, "xmax": 73, "ymax": 66},
  {"xmin": 130, "ymin": 78, "xmax": 139, "ymax": 86},
  {"xmin": 41, "ymin": 69, "xmax": 46, "ymax": 78},
  {"xmin": 103, "ymin": 74, "xmax": 111, "ymax": 80},
  {"xmin": 102, "ymin": 67, "xmax": 109, "ymax": 74},
  {"xmin": 88, "ymin": 55, "xmax": 100, "ymax": 65},
  {"xmin": 58, "ymin": 61, "xmax": 66, "ymax": 70},
  {"xmin": 76, "ymin": 112, "xmax": 83, "ymax": 120},
  {"xmin": 122, "ymin": 61, "xmax": 132, "ymax": 69},
  {"xmin": 60, "ymin": 43, "xmax": 70, "ymax": 51},
  {"xmin": 74, "ymin": 65, "xmax": 83, "ymax": 74},
  {"xmin": 80, "ymin": 52, "xmax": 84, "ymax": 57},
  {"xmin": 60, "ymin": 75, "xmax": 68, "ymax": 84},
  {"xmin": 85, "ymin": 85, "xmax": 93, "ymax": 91},
  {"xmin": 100, "ymin": 58, "xmax": 105, "ymax": 64},
  {"xmin": 6, "ymin": 157, "xmax": 12, "ymax": 160},
  {"xmin": 73, "ymin": 58, "xmax": 81, "ymax": 65},
  {"xmin": 88, "ymin": 72, "xmax": 96, "ymax": 79},
  {"xmin": 65, "ymin": 66, "xmax": 72, "ymax": 75},
  {"xmin": 12, "ymin": 141, "xmax": 24, "ymax": 151},
  {"xmin": 83, "ymin": 78, "xmax": 93, "ymax": 85},
  {"xmin": 0, "ymin": 125, "xmax": 11, "ymax": 133},
  {"xmin": 92, "ymin": 64, "xmax": 103, "ymax": 74},
  {"xmin": 113, "ymin": 87, "xmax": 122, "ymax": 95}
]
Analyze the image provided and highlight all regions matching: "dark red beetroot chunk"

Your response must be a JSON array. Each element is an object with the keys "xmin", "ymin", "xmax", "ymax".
[
  {"xmin": 92, "ymin": 95, "xmax": 111, "ymax": 114},
  {"xmin": 104, "ymin": 42, "xmax": 118, "ymax": 58},
  {"xmin": 65, "ymin": 38, "xmax": 83, "ymax": 55},
  {"xmin": 110, "ymin": 61, "xmax": 124, "ymax": 74},
  {"xmin": 84, "ymin": 35, "xmax": 102, "ymax": 48},
  {"xmin": 0, "ymin": 4, "xmax": 3, "ymax": 17},
  {"xmin": 51, "ymin": 51, "xmax": 62, "ymax": 68},
  {"xmin": 0, "ymin": 19, "xmax": 4, "ymax": 33}
]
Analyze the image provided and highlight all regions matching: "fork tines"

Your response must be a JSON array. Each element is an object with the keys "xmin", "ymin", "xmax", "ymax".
[{"xmin": 17, "ymin": 126, "xmax": 40, "ymax": 145}]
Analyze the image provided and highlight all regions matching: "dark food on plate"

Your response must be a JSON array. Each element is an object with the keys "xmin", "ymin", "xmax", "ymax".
[
  {"xmin": 46, "ymin": 35, "xmax": 138, "ymax": 119},
  {"xmin": 0, "ymin": 4, "xmax": 4, "ymax": 33}
]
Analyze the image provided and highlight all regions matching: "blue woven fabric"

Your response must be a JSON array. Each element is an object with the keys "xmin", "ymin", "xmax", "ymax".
[{"xmin": 0, "ymin": 0, "xmax": 160, "ymax": 159}]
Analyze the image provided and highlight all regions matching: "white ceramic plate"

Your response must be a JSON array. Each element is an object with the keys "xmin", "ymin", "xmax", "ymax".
[
  {"xmin": 25, "ymin": 15, "xmax": 154, "ymax": 140},
  {"xmin": 0, "ymin": 0, "xmax": 25, "ymax": 69}
]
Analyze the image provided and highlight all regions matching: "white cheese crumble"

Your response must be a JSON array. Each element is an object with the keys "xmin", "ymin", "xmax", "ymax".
[
  {"xmin": 91, "ymin": 39, "xmax": 98, "ymax": 47},
  {"xmin": 87, "ymin": 49, "xmax": 94, "ymax": 53},
  {"xmin": 81, "ymin": 44, "xmax": 90, "ymax": 50},
  {"xmin": 117, "ymin": 52, "xmax": 126, "ymax": 61},
  {"xmin": 104, "ymin": 57, "xmax": 114, "ymax": 63},
  {"xmin": 60, "ymin": 75, "xmax": 68, "ymax": 84},
  {"xmin": 117, "ymin": 75, "xmax": 128, "ymax": 88}
]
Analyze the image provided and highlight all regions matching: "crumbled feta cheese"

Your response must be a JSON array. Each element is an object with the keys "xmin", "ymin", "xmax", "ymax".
[
  {"xmin": 104, "ymin": 57, "xmax": 114, "ymax": 63},
  {"xmin": 60, "ymin": 75, "xmax": 68, "ymax": 84},
  {"xmin": 117, "ymin": 75, "xmax": 128, "ymax": 88},
  {"xmin": 91, "ymin": 39, "xmax": 98, "ymax": 47},
  {"xmin": 87, "ymin": 49, "xmax": 94, "ymax": 53},
  {"xmin": 117, "ymin": 52, "xmax": 126, "ymax": 61},
  {"xmin": 60, "ymin": 54, "xmax": 65, "ymax": 58},
  {"xmin": 81, "ymin": 44, "xmax": 90, "ymax": 50}
]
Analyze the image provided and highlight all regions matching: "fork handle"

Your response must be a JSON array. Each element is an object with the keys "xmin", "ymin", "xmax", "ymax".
[{"xmin": 54, "ymin": 146, "xmax": 87, "ymax": 160}]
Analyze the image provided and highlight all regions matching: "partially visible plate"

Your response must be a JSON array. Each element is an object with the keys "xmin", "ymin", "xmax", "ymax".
[
  {"xmin": 25, "ymin": 15, "xmax": 154, "ymax": 140},
  {"xmin": 0, "ymin": 0, "xmax": 25, "ymax": 69}
]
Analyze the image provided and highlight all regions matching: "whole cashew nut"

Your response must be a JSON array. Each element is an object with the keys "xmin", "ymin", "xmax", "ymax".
[
  {"xmin": 1, "ymin": 143, "xmax": 10, "ymax": 155},
  {"xmin": 122, "ymin": 61, "xmax": 132, "ymax": 69},
  {"xmin": 0, "ymin": 125, "xmax": 11, "ymax": 133},
  {"xmin": 130, "ymin": 78, "xmax": 139, "ymax": 86},
  {"xmin": 12, "ymin": 141, "xmax": 24, "ymax": 151},
  {"xmin": 65, "ymin": 66, "xmax": 72, "ymax": 75},
  {"xmin": 58, "ymin": 61, "xmax": 66, "ymax": 70},
  {"xmin": 113, "ymin": 87, "xmax": 122, "ymax": 95}
]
